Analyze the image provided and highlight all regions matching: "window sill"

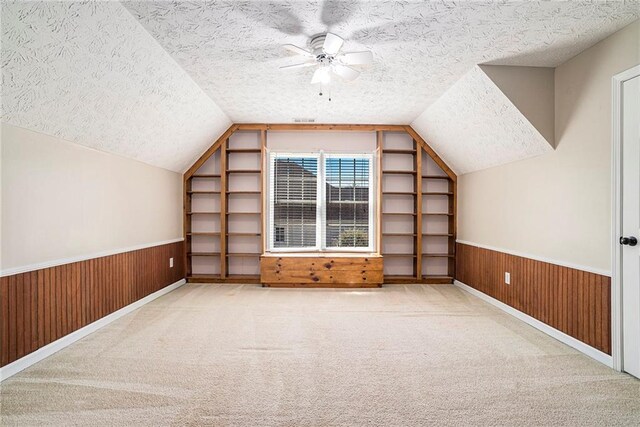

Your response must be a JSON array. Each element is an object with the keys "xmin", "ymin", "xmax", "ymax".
[{"xmin": 261, "ymin": 252, "xmax": 381, "ymax": 258}]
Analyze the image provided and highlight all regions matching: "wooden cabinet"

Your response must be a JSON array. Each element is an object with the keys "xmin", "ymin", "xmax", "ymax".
[{"xmin": 260, "ymin": 255, "xmax": 383, "ymax": 288}]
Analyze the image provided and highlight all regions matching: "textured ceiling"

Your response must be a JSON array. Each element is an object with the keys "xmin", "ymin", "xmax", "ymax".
[
  {"xmin": 412, "ymin": 66, "xmax": 553, "ymax": 175},
  {"xmin": 125, "ymin": 0, "xmax": 640, "ymax": 124},
  {"xmin": 1, "ymin": 1, "xmax": 231, "ymax": 172}
]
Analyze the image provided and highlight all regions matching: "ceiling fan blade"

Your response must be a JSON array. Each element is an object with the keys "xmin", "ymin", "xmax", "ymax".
[
  {"xmin": 283, "ymin": 44, "xmax": 313, "ymax": 57},
  {"xmin": 351, "ymin": 18, "xmax": 427, "ymax": 44},
  {"xmin": 280, "ymin": 61, "xmax": 317, "ymax": 70},
  {"xmin": 321, "ymin": 0, "xmax": 357, "ymax": 28},
  {"xmin": 332, "ymin": 64, "xmax": 360, "ymax": 81},
  {"xmin": 239, "ymin": 5, "xmax": 304, "ymax": 36},
  {"xmin": 311, "ymin": 67, "xmax": 331, "ymax": 84},
  {"xmin": 338, "ymin": 51, "xmax": 374, "ymax": 65},
  {"xmin": 323, "ymin": 32, "xmax": 344, "ymax": 55}
]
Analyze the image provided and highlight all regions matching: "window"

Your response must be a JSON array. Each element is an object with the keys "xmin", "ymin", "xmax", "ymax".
[
  {"xmin": 270, "ymin": 155, "xmax": 319, "ymax": 250},
  {"xmin": 268, "ymin": 152, "xmax": 374, "ymax": 252},
  {"xmin": 324, "ymin": 156, "xmax": 371, "ymax": 249}
]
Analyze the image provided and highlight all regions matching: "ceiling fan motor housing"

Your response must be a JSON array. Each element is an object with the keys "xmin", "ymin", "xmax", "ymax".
[{"xmin": 309, "ymin": 33, "xmax": 329, "ymax": 56}]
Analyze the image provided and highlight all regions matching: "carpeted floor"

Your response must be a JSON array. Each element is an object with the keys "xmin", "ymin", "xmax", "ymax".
[{"xmin": 1, "ymin": 284, "xmax": 639, "ymax": 426}]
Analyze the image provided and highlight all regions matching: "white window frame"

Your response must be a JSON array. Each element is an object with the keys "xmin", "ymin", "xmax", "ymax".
[
  {"xmin": 267, "ymin": 150, "xmax": 375, "ymax": 253},
  {"xmin": 322, "ymin": 153, "xmax": 375, "ymax": 253},
  {"xmin": 268, "ymin": 152, "xmax": 321, "ymax": 253}
]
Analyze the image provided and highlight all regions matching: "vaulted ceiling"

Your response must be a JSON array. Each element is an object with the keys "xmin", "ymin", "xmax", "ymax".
[
  {"xmin": 2, "ymin": 1, "xmax": 639, "ymax": 172},
  {"xmin": 412, "ymin": 65, "xmax": 554, "ymax": 174}
]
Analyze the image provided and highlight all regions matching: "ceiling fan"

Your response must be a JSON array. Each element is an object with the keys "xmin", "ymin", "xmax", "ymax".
[{"xmin": 280, "ymin": 32, "xmax": 373, "ymax": 92}]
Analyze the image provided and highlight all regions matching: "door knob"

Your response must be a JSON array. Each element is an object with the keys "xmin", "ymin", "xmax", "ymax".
[{"xmin": 620, "ymin": 236, "xmax": 638, "ymax": 246}]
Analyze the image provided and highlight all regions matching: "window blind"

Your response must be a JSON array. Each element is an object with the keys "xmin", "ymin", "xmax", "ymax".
[
  {"xmin": 268, "ymin": 152, "xmax": 373, "ymax": 252},
  {"xmin": 271, "ymin": 155, "xmax": 318, "ymax": 249},
  {"xmin": 324, "ymin": 157, "xmax": 371, "ymax": 249}
]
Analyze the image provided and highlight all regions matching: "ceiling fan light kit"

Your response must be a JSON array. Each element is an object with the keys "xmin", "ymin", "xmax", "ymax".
[{"xmin": 280, "ymin": 32, "xmax": 374, "ymax": 99}]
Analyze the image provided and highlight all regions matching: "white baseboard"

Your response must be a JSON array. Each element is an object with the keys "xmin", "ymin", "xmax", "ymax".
[
  {"xmin": 454, "ymin": 280, "xmax": 613, "ymax": 368},
  {"xmin": 0, "ymin": 278, "xmax": 186, "ymax": 382}
]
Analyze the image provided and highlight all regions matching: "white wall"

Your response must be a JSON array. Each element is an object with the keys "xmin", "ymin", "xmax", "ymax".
[
  {"xmin": 1, "ymin": 123, "xmax": 183, "ymax": 272},
  {"xmin": 458, "ymin": 21, "xmax": 640, "ymax": 273},
  {"xmin": 267, "ymin": 131, "xmax": 376, "ymax": 152}
]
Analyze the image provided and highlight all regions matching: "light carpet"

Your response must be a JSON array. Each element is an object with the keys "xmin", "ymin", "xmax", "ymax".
[{"xmin": 1, "ymin": 284, "xmax": 639, "ymax": 426}]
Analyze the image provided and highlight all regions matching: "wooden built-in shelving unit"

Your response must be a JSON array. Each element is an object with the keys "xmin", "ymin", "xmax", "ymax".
[
  {"xmin": 184, "ymin": 129, "xmax": 264, "ymax": 283},
  {"xmin": 420, "ymin": 163, "xmax": 456, "ymax": 282},
  {"xmin": 379, "ymin": 130, "xmax": 456, "ymax": 284},
  {"xmin": 183, "ymin": 124, "xmax": 456, "ymax": 285}
]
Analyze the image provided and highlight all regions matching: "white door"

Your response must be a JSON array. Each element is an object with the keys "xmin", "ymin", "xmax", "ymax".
[{"xmin": 621, "ymin": 74, "xmax": 640, "ymax": 378}]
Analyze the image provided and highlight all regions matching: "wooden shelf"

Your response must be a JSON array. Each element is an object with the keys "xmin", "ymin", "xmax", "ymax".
[
  {"xmin": 423, "ymin": 233, "xmax": 454, "ymax": 237},
  {"xmin": 226, "ymin": 253, "xmax": 261, "ymax": 257},
  {"xmin": 187, "ymin": 274, "xmax": 260, "ymax": 284},
  {"xmin": 382, "ymin": 149, "xmax": 415, "ymax": 154},
  {"xmin": 187, "ymin": 232, "xmax": 220, "ymax": 236},
  {"xmin": 187, "ymin": 212, "xmax": 220, "ymax": 215},
  {"xmin": 422, "ymin": 192, "xmax": 454, "ymax": 196},
  {"xmin": 384, "ymin": 275, "xmax": 419, "ymax": 284},
  {"xmin": 226, "ymin": 191, "xmax": 261, "ymax": 194},
  {"xmin": 383, "ymin": 191, "xmax": 417, "ymax": 195},
  {"xmin": 226, "ymin": 169, "xmax": 261, "ymax": 174},
  {"xmin": 383, "ymin": 212, "xmax": 417, "ymax": 216},
  {"xmin": 226, "ymin": 274, "xmax": 260, "ymax": 279},
  {"xmin": 228, "ymin": 232, "xmax": 261, "ymax": 237},
  {"xmin": 423, "ymin": 253, "xmax": 455, "ymax": 258},
  {"xmin": 225, "ymin": 274, "xmax": 261, "ymax": 284},
  {"xmin": 383, "ymin": 233, "xmax": 417, "ymax": 236},
  {"xmin": 187, "ymin": 191, "xmax": 220, "ymax": 194},
  {"xmin": 226, "ymin": 148, "xmax": 261, "ymax": 153},
  {"xmin": 422, "ymin": 275, "xmax": 454, "ymax": 284},
  {"xmin": 187, "ymin": 274, "xmax": 222, "ymax": 283},
  {"xmin": 187, "ymin": 252, "xmax": 221, "ymax": 257},
  {"xmin": 382, "ymin": 170, "xmax": 416, "ymax": 175},
  {"xmin": 423, "ymin": 212, "xmax": 454, "ymax": 216},
  {"xmin": 384, "ymin": 275, "xmax": 454, "ymax": 284},
  {"xmin": 226, "ymin": 212, "xmax": 261, "ymax": 215},
  {"xmin": 422, "ymin": 175, "xmax": 451, "ymax": 180},
  {"xmin": 383, "ymin": 253, "xmax": 417, "ymax": 258},
  {"xmin": 191, "ymin": 174, "xmax": 221, "ymax": 178}
]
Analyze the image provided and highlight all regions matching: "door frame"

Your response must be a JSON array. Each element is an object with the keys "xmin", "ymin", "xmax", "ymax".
[{"xmin": 611, "ymin": 64, "xmax": 640, "ymax": 372}]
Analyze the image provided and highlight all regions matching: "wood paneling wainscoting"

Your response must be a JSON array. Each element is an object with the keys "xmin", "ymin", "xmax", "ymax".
[
  {"xmin": 0, "ymin": 241, "xmax": 185, "ymax": 368},
  {"xmin": 455, "ymin": 242, "xmax": 611, "ymax": 354}
]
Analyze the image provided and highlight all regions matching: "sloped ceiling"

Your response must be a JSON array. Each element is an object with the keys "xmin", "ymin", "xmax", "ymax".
[
  {"xmin": 1, "ymin": 1, "xmax": 231, "ymax": 172},
  {"xmin": 1, "ymin": 1, "xmax": 639, "ymax": 173},
  {"xmin": 479, "ymin": 64, "xmax": 555, "ymax": 147},
  {"xmin": 412, "ymin": 66, "xmax": 553, "ymax": 175}
]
